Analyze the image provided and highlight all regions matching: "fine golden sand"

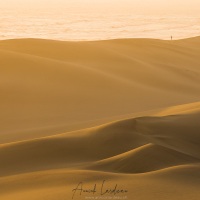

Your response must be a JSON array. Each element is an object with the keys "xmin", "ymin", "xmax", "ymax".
[{"xmin": 0, "ymin": 37, "xmax": 200, "ymax": 200}]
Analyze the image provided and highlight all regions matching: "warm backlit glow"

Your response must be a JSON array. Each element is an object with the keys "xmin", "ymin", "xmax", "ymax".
[{"xmin": 1, "ymin": 0, "xmax": 200, "ymax": 40}]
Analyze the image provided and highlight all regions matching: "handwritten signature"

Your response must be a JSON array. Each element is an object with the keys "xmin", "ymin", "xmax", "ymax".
[{"xmin": 72, "ymin": 180, "xmax": 128, "ymax": 199}]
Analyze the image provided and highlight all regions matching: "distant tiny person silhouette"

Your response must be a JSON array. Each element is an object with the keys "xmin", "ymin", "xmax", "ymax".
[{"xmin": 171, "ymin": 36, "xmax": 173, "ymax": 40}]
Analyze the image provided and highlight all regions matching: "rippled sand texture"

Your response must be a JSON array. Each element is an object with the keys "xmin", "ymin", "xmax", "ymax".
[{"xmin": 0, "ymin": 37, "xmax": 200, "ymax": 200}]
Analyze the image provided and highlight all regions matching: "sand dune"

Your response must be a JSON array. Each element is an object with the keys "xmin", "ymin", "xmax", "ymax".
[
  {"xmin": 1, "ymin": 101, "xmax": 200, "ymax": 199},
  {"xmin": 0, "ymin": 120, "xmax": 147, "ymax": 177},
  {"xmin": 0, "ymin": 37, "xmax": 200, "ymax": 200},
  {"xmin": 1, "ymin": 38, "xmax": 200, "ymax": 143},
  {"xmin": 0, "ymin": 102, "xmax": 200, "ymax": 176},
  {"xmin": 0, "ymin": 103, "xmax": 200, "ymax": 199},
  {"xmin": 87, "ymin": 144, "xmax": 199, "ymax": 173}
]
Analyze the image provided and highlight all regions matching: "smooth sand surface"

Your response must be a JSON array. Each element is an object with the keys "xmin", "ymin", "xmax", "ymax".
[{"xmin": 0, "ymin": 37, "xmax": 200, "ymax": 200}]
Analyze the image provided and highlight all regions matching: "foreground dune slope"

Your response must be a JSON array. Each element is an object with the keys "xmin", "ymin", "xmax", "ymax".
[
  {"xmin": 1, "ymin": 166, "xmax": 200, "ymax": 200},
  {"xmin": 0, "ymin": 102, "xmax": 200, "ymax": 199},
  {"xmin": 1, "ymin": 37, "xmax": 200, "ymax": 142}
]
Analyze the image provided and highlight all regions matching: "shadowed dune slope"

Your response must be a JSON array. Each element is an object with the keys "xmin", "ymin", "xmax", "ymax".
[
  {"xmin": 1, "ymin": 38, "xmax": 200, "ymax": 143},
  {"xmin": 87, "ymin": 144, "xmax": 199, "ymax": 173}
]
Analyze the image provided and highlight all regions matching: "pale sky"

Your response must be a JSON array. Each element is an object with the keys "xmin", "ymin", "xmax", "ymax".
[{"xmin": 1, "ymin": 0, "xmax": 200, "ymax": 15}]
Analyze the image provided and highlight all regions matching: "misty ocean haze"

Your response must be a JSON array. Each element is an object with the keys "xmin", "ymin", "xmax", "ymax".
[{"xmin": 1, "ymin": 8, "xmax": 200, "ymax": 41}]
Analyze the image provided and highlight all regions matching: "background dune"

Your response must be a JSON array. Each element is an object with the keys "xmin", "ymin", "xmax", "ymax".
[
  {"xmin": 1, "ymin": 38, "xmax": 200, "ymax": 143},
  {"xmin": 0, "ymin": 37, "xmax": 200, "ymax": 200}
]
